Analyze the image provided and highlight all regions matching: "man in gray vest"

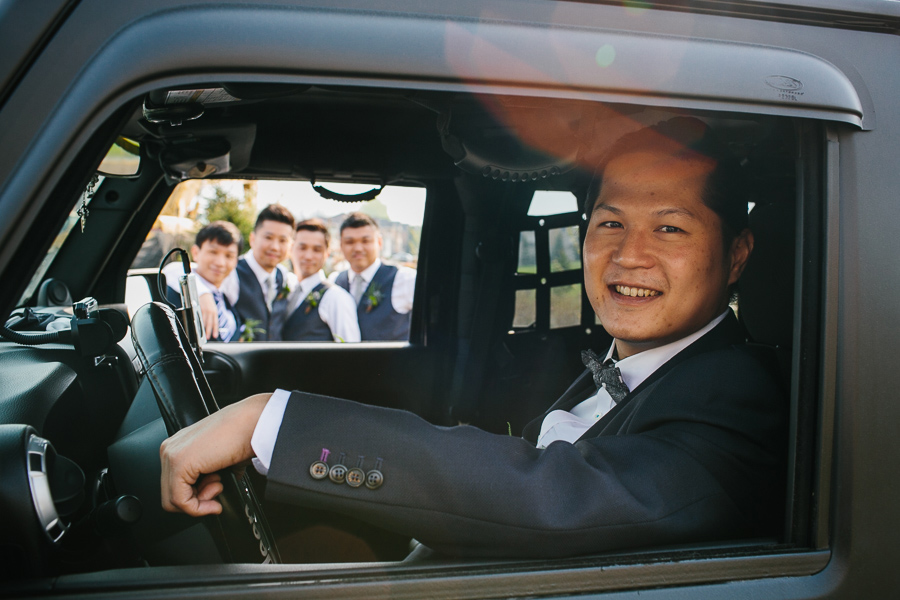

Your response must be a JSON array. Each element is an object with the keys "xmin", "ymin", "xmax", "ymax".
[
  {"xmin": 283, "ymin": 219, "xmax": 360, "ymax": 342},
  {"xmin": 331, "ymin": 213, "xmax": 416, "ymax": 341},
  {"xmin": 231, "ymin": 204, "xmax": 296, "ymax": 341}
]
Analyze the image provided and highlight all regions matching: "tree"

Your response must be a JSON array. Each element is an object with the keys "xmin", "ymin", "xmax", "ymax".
[{"xmin": 203, "ymin": 184, "xmax": 255, "ymax": 245}]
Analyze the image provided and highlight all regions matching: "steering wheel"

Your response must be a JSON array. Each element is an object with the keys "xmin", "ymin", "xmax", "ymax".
[{"xmin": 131, "ymin": 302, "xmax": 280, "ymax": 563}]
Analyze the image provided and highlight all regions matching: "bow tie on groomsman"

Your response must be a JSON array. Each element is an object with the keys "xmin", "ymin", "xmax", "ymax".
[{"xmin": 581, "ymin": 349, "xmax": 630, "ymax": 403}]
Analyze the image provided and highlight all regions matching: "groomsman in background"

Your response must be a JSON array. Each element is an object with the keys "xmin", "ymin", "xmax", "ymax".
[
  {"xmin": 283, "ymin": 219, "xmax": 360, "ymax": 342},
  {"xmin": 231, "ymin": 204, "xmax": 296, "ymax": 341},
  {"xmin": 162, "ymin": 221, "xmax": 243, "ymax": 342},
  {"xmin": 331, "ymin": 212, "xmax": 416, "ymax": 341}
]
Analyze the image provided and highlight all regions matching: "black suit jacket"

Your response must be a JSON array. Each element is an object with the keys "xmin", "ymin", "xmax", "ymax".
[{"xmin": 265, "ymin": 313, "xmax": 786, "ymax": 558}]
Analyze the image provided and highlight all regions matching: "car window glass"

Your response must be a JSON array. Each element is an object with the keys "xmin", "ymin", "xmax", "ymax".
[
  {"xmin": 526, "ymin": 190, "xmax": 578, "ymax": 216},
  {"xmin": 550, "ymin": 283, "xmax": 582, "ymax": 329},
  {"xmin": 127, "ymin": 180, "xmax": 425, "ymax": 343},
  {"xmin": 513, "ymin": 192, "xmax": 584, "ymax": 331},
  {"xmin": 19, "ymin": 176, "xmax": 103, "ymax": 306},
  {"xmin": 517, "ymin": 230, "xmax": 536, "ymax": 274}
]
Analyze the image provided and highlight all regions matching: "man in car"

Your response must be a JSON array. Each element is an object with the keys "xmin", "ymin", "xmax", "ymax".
[
  {"xmin": 283, "ymin": 219, "xmax": 360, "ymax": 342},
  {"xmin": 160, "ymin": 118, "xmax": 785, "ymax": 558},
  {"xmin": 330, "ymin": 213, "xmax": 416, "ymax": 341},
  {"xmin": 229, "ymin": 204, "xmax": 297, "ymax": 342},
  {"xmin": 162, "ymin": 220, "xmax": 243, "ymax": 342}
]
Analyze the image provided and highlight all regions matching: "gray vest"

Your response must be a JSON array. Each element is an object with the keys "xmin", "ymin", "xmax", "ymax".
[
  {"xmin": 335, "ymin": 264, "xmax": 410, "ymax": 341},
  {"xmin": 282, "ymin": 282, "xmax": 334, "ymax": 341},
  {"xmin": 234, "ymin": 258, "xmax": 288, "ymax": 341}
]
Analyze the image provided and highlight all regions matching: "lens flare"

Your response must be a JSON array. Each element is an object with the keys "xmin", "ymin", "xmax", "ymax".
[{"xmin": 595, "ymin": 44, "xmax": 616, "ymax": 68}]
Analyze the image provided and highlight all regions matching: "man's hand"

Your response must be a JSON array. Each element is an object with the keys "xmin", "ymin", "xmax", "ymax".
[
  {"xmin": 160, "ymin": 393, "xmax": 272, "ymax": 516},
  {"xmin": 198, "ymin": 293, "xmax": 219, "ymax": 339}
]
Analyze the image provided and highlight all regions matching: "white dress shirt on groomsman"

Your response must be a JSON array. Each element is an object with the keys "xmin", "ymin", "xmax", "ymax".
[
  {"xmin": 329, "ymin": 212, "xmax": 415, "ymax": 341},
  {"xmin": 283, "ymin": 219, "xmax": 360, "ymax": 343}
]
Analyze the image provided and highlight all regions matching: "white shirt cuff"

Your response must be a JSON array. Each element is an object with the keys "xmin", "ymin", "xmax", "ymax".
[{"xmin": 250, "ymin": 388, "xmax": 291, "ymax": 475}]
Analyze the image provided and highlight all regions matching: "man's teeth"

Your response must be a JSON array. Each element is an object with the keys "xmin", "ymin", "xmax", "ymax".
[{"xmin": 615, "ymin": 285, "xmax": 660, "ymax": 298}]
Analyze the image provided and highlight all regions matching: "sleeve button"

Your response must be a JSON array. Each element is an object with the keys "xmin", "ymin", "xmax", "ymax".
[
  {"xmin": 329, "ymin": 463, "xmax": 348, "ymax": 484},
  {"xmin": 365, "ymin": 469, "xmax": 383, "ymax": 490},
  {"xmin": 309, "ymin": 461, "xmax": 329, "ymax": 479},
  {"xmin": 346, "ymin": 468, "xmax": 365, "ymax": 488}
]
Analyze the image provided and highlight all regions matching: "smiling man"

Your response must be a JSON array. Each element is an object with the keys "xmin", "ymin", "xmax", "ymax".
[
  {"xmin": 230, "ymin": 204, "xmax": 297, "ymax": 341},
  {"xmin": 160, "ymin": 118, "xmax": 786, "ymax": 558},
  {"xmin": 162, "ymin": 221, "xmax": 243, "ymax": 341},
  {"xmin": 331, "ymin": 212, "xmax": 416, "ymax": 341},
  {"xmin": 283, "ymin": 219, "xmax": 360, "ymax": 342}
]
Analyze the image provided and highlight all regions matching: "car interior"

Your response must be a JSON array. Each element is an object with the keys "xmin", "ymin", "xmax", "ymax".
[{"xmin": 0, "ymin": 81, "xmax": 818, "ymax": 588}]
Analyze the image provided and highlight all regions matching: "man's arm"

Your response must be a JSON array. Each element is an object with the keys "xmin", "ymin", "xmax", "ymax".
[
  {"xmin": 160, "ymin": 393, "xmax": 271, "ymax": 516},
  {"xmin": 320, "ymin": 286, "xmax": 361, "ymax": 342},
  {"xmin": 198, "ymin": 293, "xmax": 218, "ymax": 339},
  {"xmin": 263, "ymin": 348, "xmax": 784, "ymax": 558},
  {"xmin": 390, "ymin": 266, "xmax": 416, "ymax": 314},
  {"xmin": 160, "ymin": 261, "xmax": 219, "ymax": 338}
]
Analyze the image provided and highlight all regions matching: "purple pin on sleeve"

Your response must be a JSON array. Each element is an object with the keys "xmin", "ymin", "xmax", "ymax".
[{"xmin": 319, "ymin": 448, "xmax": 331, "ymax": 462}]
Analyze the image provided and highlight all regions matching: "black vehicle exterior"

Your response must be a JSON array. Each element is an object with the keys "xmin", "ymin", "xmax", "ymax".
[{"xmin": 1, "ymin": 0, "xmax": 900, "ymax": 598}]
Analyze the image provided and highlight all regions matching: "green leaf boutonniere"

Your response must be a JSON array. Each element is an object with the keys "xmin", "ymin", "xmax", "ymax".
[
  {"xmin": 364, "ymin": 284, "xmax": 384, "ymax": 313},
  {"xmin": 238, "ymin": 319, "xmax": 266, "ymax": 343},
  {"xmin": 303, "ymin": 289, "xmax": 325, "ymax": 314},
  {"xmin": 274, "ymin": 282, "xmax": 291, "ymax": 302}
]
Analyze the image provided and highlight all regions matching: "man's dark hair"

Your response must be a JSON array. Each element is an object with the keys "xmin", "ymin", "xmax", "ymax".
[
  {"xmin": 585, "ymin": 117, "xmax": 749, "ymax": 247},
  {"xmin": 254, "ymin": 204, "xmax": 295, "ymax": 231},
  {"xmin": 195, "ymin": 220, "xmax": 243, "ymax": 254},
  {"xmin": 339, "ymin": 212, "xmax": 379, "ymax": 235},
  {"xmin": 296, "ymin": 218, "xmax": 331, "ymax": 247}
]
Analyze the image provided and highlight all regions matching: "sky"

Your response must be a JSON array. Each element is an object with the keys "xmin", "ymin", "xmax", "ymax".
[
  {"xmin": 209, "ymin": 181, "xmax": 580, "ymax": 224},
  {"xmin": 222, "ymin": 180, "xmax": 430, "ymax": 226}
]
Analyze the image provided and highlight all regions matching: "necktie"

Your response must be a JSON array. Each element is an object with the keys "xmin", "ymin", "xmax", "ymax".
[
  {"xmin": 213, "ymin": 290, "xmax": 237, "ymax": 341},
  {"xmin": 350, "ymin": 275, "xmax": 365, "ymax": 304},
  {"xmin": 581, "ymin": 349, "xmax": 630, "ymax": 403},
  {"xmin": 265, "ymin": 275, "xmax": 276, "ymax": 311}
]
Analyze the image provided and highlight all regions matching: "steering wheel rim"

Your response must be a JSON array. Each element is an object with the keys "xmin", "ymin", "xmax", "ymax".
[{"xmin": 131, "ymin": 301, "xmax": 280, "ymax": 564}]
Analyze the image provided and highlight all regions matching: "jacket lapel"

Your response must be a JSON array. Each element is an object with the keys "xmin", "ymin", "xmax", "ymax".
[
  {"xmin": 576, "ymin": 311, "xmax": 745, "ymax": 440},
  {"xmin": 523, "ymin": 312, "xmax": 746, "ymax": 445},
  {"xmin": 522, "ymin": 370, "xmax": 595, "ymax": 443}
]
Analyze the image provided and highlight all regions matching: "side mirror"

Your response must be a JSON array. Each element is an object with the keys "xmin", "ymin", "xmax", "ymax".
[{"xmin": 97, "ymin": 137, "xmax": 141, "ymax": 177}]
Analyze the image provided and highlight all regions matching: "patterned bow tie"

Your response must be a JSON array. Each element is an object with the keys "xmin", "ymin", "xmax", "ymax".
[{"xmin": 581, "ymin": 349, "xmax": 630, "ymax": 403}]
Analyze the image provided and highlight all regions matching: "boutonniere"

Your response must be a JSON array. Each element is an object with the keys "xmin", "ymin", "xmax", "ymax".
[
  {"xmin": 364, "ymin": 284, "xmax": 384, "ymax": 313},
  {"xmin": 274, "ymin": 282, "xmax": 291, "ymax": 302},
  {"xmin": 238, "ymin": 319, "xmax": 266, "ymax": 343},
  {"xmin": 303, "ymin": 289, "xmax": 325, "ymax": 314}
]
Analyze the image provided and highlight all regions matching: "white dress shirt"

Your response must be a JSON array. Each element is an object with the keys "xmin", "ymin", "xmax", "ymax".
[
  {"xmin": 252, "ymin": 311, "xmax": 731, "ymax": 474},
  {"xmin": 329, "ymin": 258, "xmax": 416, "ymax": 314},
  {"xmin": 286, "ymin": 270, "xmax": 361, "ymax": 342}
]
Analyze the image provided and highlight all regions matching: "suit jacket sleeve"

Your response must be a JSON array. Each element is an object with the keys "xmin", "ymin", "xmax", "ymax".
[{"xmin": 265, "ymin": 346, "xmax": 785, "ymax": 558}]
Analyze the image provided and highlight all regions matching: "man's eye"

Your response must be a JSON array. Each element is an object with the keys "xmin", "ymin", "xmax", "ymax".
[
  {"xmin": 659, "ymin": 225, "xmax": 683, "ymax": 233},
  {"xmin": 599, "ymin": 221, "xmax": 622, "ymax": 229}
]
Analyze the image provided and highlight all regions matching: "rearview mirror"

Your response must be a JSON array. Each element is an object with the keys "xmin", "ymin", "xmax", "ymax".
[{"xmin": 97, "ymin": 137, "xmax": 141, "ymax": 177}]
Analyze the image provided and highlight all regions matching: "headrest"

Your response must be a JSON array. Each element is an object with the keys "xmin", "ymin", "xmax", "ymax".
[{"xmin": 739, "ymin": 202, "xmax": 795, "ymax": 348}]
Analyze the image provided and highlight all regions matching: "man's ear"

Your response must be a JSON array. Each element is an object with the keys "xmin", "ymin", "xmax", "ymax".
[
  {"xmin": 190, "ymin": 244, "xmax": 201, "ymax": 259},
  {"xmin": 727, "ymin": 228, "xmax": 754, "ymax": 285}
]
